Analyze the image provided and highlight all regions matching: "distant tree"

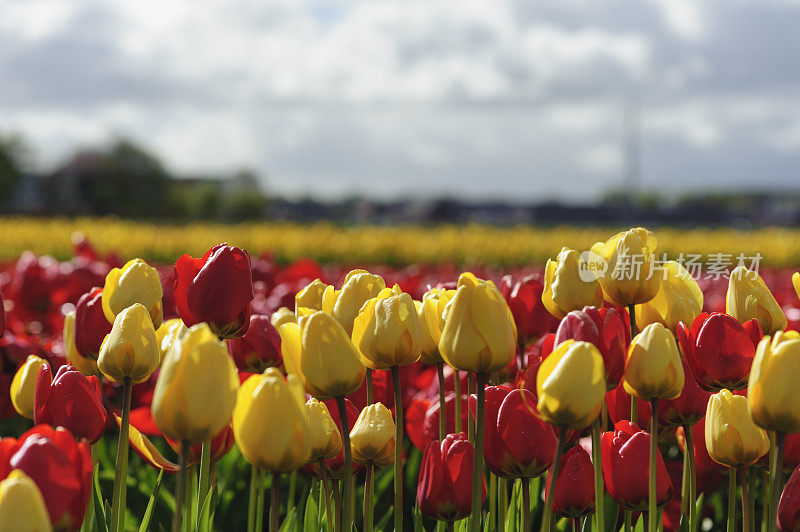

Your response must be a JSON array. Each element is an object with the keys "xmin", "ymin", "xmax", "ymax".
[{"xmin": 0, "ymin": 134, "xmax": 30, "ymax": 201}]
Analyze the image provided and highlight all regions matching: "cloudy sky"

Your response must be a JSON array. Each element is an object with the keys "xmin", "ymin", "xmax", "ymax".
[{"xmin": 1, "ymin": 0, "xmax": 798, "ymax": 203}]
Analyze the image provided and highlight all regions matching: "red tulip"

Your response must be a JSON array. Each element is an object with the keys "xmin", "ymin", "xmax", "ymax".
[
  {"xmin": 678, "ymin": 420, "xmax": 726, "ymax": 495},
  {"xmin": 469, "ymin": 386, "xmax": 556, "ymax": 479},
  {"xmin": 601, "ymin": 421, "xmax": 673, "ymax": 511},
  {"xmin": 554, "ymin": 306, "xmax": 629, "ymax": 389},
  {"xmin": 405, "ymin": 393, "xmax": 469, "ymax": 451},
  {"xmin": 227, "ymin": 314, "xmax": 282, "ymax": 373},
  {"xmin": 779, "ymin": 464, "xmax": 800, "ymax": 531},
  {"xmin": 1, "ymin": 424, "xmax": 92, "ymax": 531},
  {"xmin": 34, "ymin": 364, "xmax": 107, "ymax": 444},
  {"xmin": 73, "ymin": 287, "xmax": 111, "ymax": 359},
  {"xmin": 0, "ymin": 289, "xmax": 6, "ymax": 339},
  {"xmin": 166, "ymin": 424, "xmax": 235, "ymax": 464},
  {"xmin": 499, "ymin": 275, "xmax": 559, "ymax": 343},
  {"xmin": 302, "ymin": 397, "xmax": 362, "ymax": 479},
  {"xmin": 677, "ymin": 312, "xmax": 762, "ymax": 392},
  {"xmin": 657, "ymin": 357, "xmax": 711, "ymax": 428},
  {"xmin": 417, "ymin": 433, "xmax": 485, "ymax": 522},
  {"xmin": 173, "ymin": 243, "xmax": 254, "ymax": 339},
  {"xmin": 605, "ymin": 382, "xmax": 652, "ymax": 429},
  {"xmin": 546, "ymin": 446, "xmax": 595, "ymax": 518}
]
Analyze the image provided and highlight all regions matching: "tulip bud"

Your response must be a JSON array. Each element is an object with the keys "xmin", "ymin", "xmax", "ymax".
[
  {"xmin": 10, "ymin": 355, "xmax": 46, "ymax": 419},
  {"xmin": 232, "ymin": 369, "xmax": 311, "ymax": 472},
  {"xmin": 155, "ymin": 318, "xmax": 188, "ymax": 363},
  {"xmin": 542, "ymin": 247, "xmax": 604, "ymax": 319},
  {"xmin": 332, "ymin": 270, "xmax": 386, "ymax": 335},
  {"xmin": 270, "ymin": 307, "xmax": 297, "ymax": 329},
  {"xmin": 305, "ymin": 398, "xmax": 343, "ymax": 461},
  {"xmin": 636, "ymin": 261, "xmax": 703, "ymax": 334},
  {"xmin": 280, "ymin": 311, "xmax": 365, "ymax": 399},
  {"xmin": 547, "ymin": 446, "xmax": 595, "ymax": 518},
  {"xmin": 439, "ymin": 272, "xmax": 517, "ymax": 374},
  {"xmin": 499, "ymin": 275, "xmax": 559, "ymax": 344},
  {"xmin": 227, "ymin": 315, "xmax": 283, "ymax": 373},
  {"xmin": 417, "ymin": 433, "xmax": 484, "ymax": 522},
  {"xmin": 64, "ymin": 311, "xmax": 98, "ymax": 377},
  {"xmin": 174, "ymin": 243, "xmax": 254, "ymax": 339},
  {"xmin": 726, "ymin": 266, "xmax": 787, "ymax": 335},
  {"xmin": 295, "ymin": 279, "xmax": 336, "ymax": 317},
  {"xmin": 624, "ymin": 323, "xmax": 684, "ymax": 401},
  {"xmin": 748, "ymin": 331, "xmax": 800, "ymax": 433},
  {"xmin": 590, "ymin": 227, "xmax": 661, "ymax": 307},
  {"xmin": 418, "ymin": 288, "xmax": 455, "ymax": 364},
  {"xmin": 350, "ymin": 403, "xmax": 395, "ymax": 468},
  {"xmin": 74, "ymin": 287, "xmax": 112, "ymax": 359},
  {"xmin": 0, "ymin": 470, "xmax": 53, "ymax": 532},
  {"xmin": 352, "ymin": 291, "xmax": 422, "ymax": 370},
  {"xmin": 705, "ymin": 389, "xmax": 769, "ymax": 467},
  {"xmin": 778, "ymin": 463, "xmax": 800, "ymax": 531},
  {"xmin": 152, "ymin": 323, "xmax": 239, "ymax": 444},
  {"xmin": 98, "ymin": 303, "xmax": 161, "ymax": 384},
  {"xmin": 34, "ymin": 364, "xmax": 107, "ymax": 444},
  {"xmin": 536, "ymin": 340, "xmax": 606, "ymax": 429},
  {"xmin": 601, "ymin": 421, "xmax": 673, "ymax": 510},
  {"xmin": 102, "ymin": 258, "xmax": 163, "ymax": 328},
  {"xmin": 677, "ymin": 312, "xmax": 762, "ymax": 392}
]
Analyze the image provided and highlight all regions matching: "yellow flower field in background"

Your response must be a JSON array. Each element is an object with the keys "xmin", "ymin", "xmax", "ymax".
[{"xmin": 2, "ymin": 216, "xmax": 800, "ymax": 266}]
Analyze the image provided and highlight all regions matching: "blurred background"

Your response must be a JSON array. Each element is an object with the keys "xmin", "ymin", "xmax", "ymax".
[{"xmin": 0, "ymin": 0, "xmax": 799, "ymax": 226}]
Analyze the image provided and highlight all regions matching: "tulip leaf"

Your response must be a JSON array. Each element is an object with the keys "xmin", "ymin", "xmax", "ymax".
[
  {"xmin": 303, "ymin": 484, "xmax": 319, "ymax": 532},
  {"xmin": 279, "ymin": 508, "xmax": 297, "ymax": 532},
  {"xmin": 92, "ymin": 462, "xmax": 109, "ymax": 532},
  {"xmin": 138, "ymin": 469, "xmax": 163, "ymax": 532},
  {"xmin": 412, "ymin": 503, "xmax": 424, "ymax": 532},
  {"xmin": 693, "ymin": 493, "xmax": 705, "ymax": 532},
  {"xmin": 197, "ymin": 485, "xmax": 214, "ymax": 532},
  {"xmin": 633, "ymin": 514, "xmax": 644, "ymax": 532},
  {"xmin": 678, "ymin": 514, "xmax": 689, "ymax": 532},
  {"xmin": 375, "ymin": 505, "xmax": 393, "ymax": 531},
  {"xmin": 504, "ymin": 480, "xmax": 519, "ymax": 532},
  {"xmin": 603, "ymin": 493, "xmax": 619, "ymax": 531}
]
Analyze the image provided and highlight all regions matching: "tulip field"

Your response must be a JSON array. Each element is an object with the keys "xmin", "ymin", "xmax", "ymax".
[{"xmin": 4, "ymin": 220, "xmax": 800, "ymax": 532}]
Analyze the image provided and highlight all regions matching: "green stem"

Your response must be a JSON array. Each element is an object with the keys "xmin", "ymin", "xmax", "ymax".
[
  {"xmin": 366, "ymin": 368, "xmax": 374, "ymax": 405},
  {"xmin": 728, "ymin": 468, "xmax": 736, "ymax": 532},
  {"xmin": 391, "ymin": 366, "xmax": 404, "ymax": 532},
  {"xmin": 649, "ymin": 399, "xmax": 659, "ymax": 532},
  {"xmin": 437, "ymin": 362, "xmax": 447, "ymax": 440},
  {"xmin": 749, "ymin": 469, "xmax": 756, "ymax": 532},
  {"xmin": 541, "ymin": 427, "xmax": 567, "ymax": 532},
  {"xmin": 172, "ymin": 444, "xmax": 189, "ymax": 532},
  {"xmin": 363, "ymin": 463, "xmax": 374, "ymax": 532},
  {"xmin": 470, "ymin": 374, "xmax": 487, "ymax": 532},
  {"xmin": 255, "ymin": 469, "xmax": 265, "ymax": 532},
  {"xmin": 335, "ymin": 396, "xmax": 353, "ymax": 532},
  {"xmin": 111, "ymin": 377, "xmax": 132, "ymax": 532},
  {"xmin": 287, "ymin": 470, "xmax": 297, "ymax": 512},
  {"xmin": 521, "ymin": 478, "xmax": 530, "ymax": 532},
  {"xmin": 269, "ymin": 473, "xmax": 281, "ymax": 532},
  {"xmin": 454, "ymin": 371, "xmax": 462, "ymax": 434},
  {"xmin": 498, "ymin": 478, "xmax": 507, "ymax": 531},
  {"xmin": 628, "ymin": 304, "xmax": 637, "ymax": 339},
  {"xmin": 592, "ymin": 414, "xmax": 605, "ymax": 532},
  {"xmin": 684, "ymin": 426, "xmax": 696, "ymax": 532},
  {"xmin": 770, "ymin": 431, "xmax": 786, "ymax": 532},
  {"xmin": 681, "ymin": 432, "xmax": 689, "ymax": 517},
  {"xmin": 741, "ymin": 466, "xmax": 751, "ymax": 532},
  {"xmin": 81, "ymin": 445, "xmax": 97, "ymax": 532},
  {"xmin": 197, "ymin": 439, "xmax": 211, "ymax": 529},
  {"xmin": 318, "ymin": 480, "xmax": 324, "ymax": 530},
  {"xmin": 489, "ymin": 472, "xmax": 497, "ymax": 532},
  {"xmin": 319, "ymin": 461, "xmax": 334, "ymax": 532},
  {"xmin": 518, "ymin": 338, "xmax": 527, "ymax": 370},
  {"xmin": 467, "ymin": 372, "xmax": 475, "ymax": 443},
  {"xmin": 248, "ymin": 465, "xmax": 258, "ymax": 532},
  {"xmin": 333, "ymin": 482, "xmax": 341, "ymax": 532}
]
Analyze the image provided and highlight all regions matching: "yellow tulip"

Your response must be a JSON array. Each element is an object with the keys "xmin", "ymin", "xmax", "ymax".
[
  {"xmin": 352, "ymin": 291, "xmax": 422, "ymax": 370},
  {"xmin": 270, "ymin": 307, "xmax": 297, "ymax": 329},
  {"xmin": 590, "ymin": 227, "xmax": 661, "ymax": 307},
  {"xmin": 97, "ymin": 303, "xmax": 161, "ymax": 384},
  {"xmin": 748, "ymin": 331, "xmax": 800, "ymax": 433},
  {"xmin": 0, "ymin": 470, "xmax": 52, "ymax": 532},
  {"xmin": 726, "ymin": 266, "xmax": 787, "ymax": 334},
  {"xmin": 541, "ymin": 247, "xmax": 604, "ymax": 319},
  {"xmin": 155, "ymin": 318, "xmax": 188, "ymax": 364},
  {"xmin": 232, "ymin": 368, "xmax": 311, "ymax": 472},
  {"xmin": 793, "ymin": 272, "xmax": 800, "ymax": 302},
  {"xmin": 417, "ymin": 288, "xmax": 456, "ymax": 365},
  {"xmin": 305, "ymin": 398, "xmax": 343, "ymax": 461},
  {"xmin": 63, "ymin": 311, "xmax": 99, "ymax": 377},
  {"xmin": 350, "ymin": 403, "xmax": 395, "ymax": 468},
  {"xmin": 636, "ymin": 261, "xmax": 703, "ymax": 334},
  {"xmin": 705, "ymin": 389, "xmax": 769, "ymax": 467},
  {"xmin": 295, "ymin": 279, "xmax": 337, "ymax": 317},
  {"xmin": 102, "ymin": 258, "xmax": 163, "ymax": 328},
  {"xmin": 10, "ymin": 355, "xmax": 46, "ymax": 419},
  {"xmin": 623, "ymin": 323, "xmax": 684, "ymax": 400},
  {"xmin": 438, "ymin": 272, "xmax": 517, "ymax": 374},
  {"xmin": 152, "ymin": 323, "xmax": 239, "ymax": 443},
  {"xmin": 332, "ymin": 270, "xmax": 386, "ymax": 335},
  {"xmin": 280, "ymin": 311, "xmax": 365, "ymax": 399},
  {"xmin": 536, "ymin": 340, "xmax": 606, "ymax": 429}
]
